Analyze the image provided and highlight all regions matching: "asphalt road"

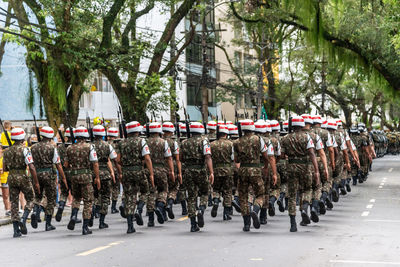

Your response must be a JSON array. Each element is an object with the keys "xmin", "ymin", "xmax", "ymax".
[{"xmin": 1, "ymin": 156, "xmax": 400, "ymax": 267}]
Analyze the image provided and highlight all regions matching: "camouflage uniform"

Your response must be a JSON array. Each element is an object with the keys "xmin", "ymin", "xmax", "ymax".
[
  {"xmin": 3, "ymin": 143, "xmax": 35, "ymax": 222},
  {"xmin": 109, "ymin": 140, "xmax": 120, "ymax": 204},
  {"xmin": 312, "ymin": 126, "xmax": 333, "ymax": 195},
  {"xmin": 266, "ymin": 133, "xmax": 281, "ymax": 200},
  {"xmin": 57, "ymin": 144, "xmax": 71, "ymax": 203},
  {"xmin": 359, "ymin": 132, "xmax": 370, "ymax": 175},
  {"xmin": 165, "ymin": 136, "xmax": 180, "ymax": 201},
  {"xmin": 273, "ymin": 132, "xmax": 288, "ymax": 203},
  {"xmin": 66, "ymin": 142, "xmax": 97, "ymax": 220},
  {"xmin": 349, "ymin": 133, "xmax": 360, "ymax": 178},
  {"xmin": 332, "ymin": 131, "xmax": 346, "ymax": 185},
  {"xmin": 31, "ymin": 140, "xmax": 60, "ymax": 216}
]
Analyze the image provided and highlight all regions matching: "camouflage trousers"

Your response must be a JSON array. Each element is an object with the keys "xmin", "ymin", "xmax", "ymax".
[
  {"xmin": 148, "ymin": 167, "xmax": 168, "ymax": 212},
  {"xmin": 34, "ymin": 171, "xmax": 57, "ymax": 216},
  {"xmin": 184, "ymin": 168, "xmax": 209, "ymax": 218},
  {"xmin": 278, "ymin": 161, "xmax": 288, "ymax": 195},
  {"xmin": 261, "ymin": 173, "xmax": 270, "ymax": 209},
  {"xmin": 59, "ymin": 170, "xmax": 71, "ymax": 203},
  {"xmin": 360, "ymin": 153, "xmax": 369, "ymax": 175},
  {"xmin": 287, "ymin": 163, "xmax": 313, "ymax": 216},
  {"xmin": 177, "ymin": 183, "xmax": 187, "ymax": 201},
  {"xmin": 238, "ymin": 173, "xmax": 265, "ymax": 216},
  {"xmin": 71, "ymin": 181, "xmax": 94, "ymax": 220},
  {"xmin": 9, "ymin": 173, "xmax": 35, "ymax": 222},
  {"xmin": 121, "ymin": 170, "xmax": 149, "ymax": 215},
  {"xmin": 211, "ymin": 175, "xmax": 233, "ymax": 207},
  {"xmin": 232, "ymin": 169, "xmax": 239, "ymax": 197},
  {"xmin": 269, "ymin": 168, "xmax": 281, "ymax": 199},
  {"xmin": 333, "ymin": 162, "xmax": 344, "ymax": 184},
  {"xmin": 321, "ymin": 162, "xmax": 333, "ymax": 194},
  {"xmin": 167, "ymin": 174, "xmax": 179, "ymax": 201},
  {"xmin": 97, "ymin": 179, "xmax": 111, "ymax": 215},
  {"xmin": 111, "ymin": 180, "xmax": 120, "ymax": 201}
]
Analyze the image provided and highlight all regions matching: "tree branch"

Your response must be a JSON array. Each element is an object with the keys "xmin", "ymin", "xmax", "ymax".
[{"xmin": 100, "ymin": 0, "xmax": 126, "ymax": 49}]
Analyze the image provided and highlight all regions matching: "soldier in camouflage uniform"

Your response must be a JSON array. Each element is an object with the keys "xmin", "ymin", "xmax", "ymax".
[
  {"xmin": 228, "ymin": 124, "xmax": 241, "ymax": 214},
  {"xmin": 31, "ymin": 126, "xmax": 68, "ymax": 231},
  {"xmin": 180, "ymin": 122, "xmax": 214, "ymax": 232},
  {"xmin": 348, "ymin": 126, "xmax": 362, "ymax": 185},
  {"xmin": 162, "ymin": 122, "xmax": 182, "ymax": 220},
  {"xmin": 146, "ymin": 122, "xmax": 175, "ymax": 226},
  {"xmin": 92, "ymin": 125, "xmax": 121, "ymax": 229},
  {"xmin": 117, "ymin": 121, "xmax": 153, "ymax": 233},
  {"xmin": 280, "ymin": 116, "xmax": 320, "ymax": 232},
  {"xmin": 106, "ymin": 127, "xmax": 121, "ymax": 214},
  {"xmin": 177, "ymin": 123, "xmax": 188, "ymax": 215},
  {"xmin": 234, "ymin": 120, "xmax": 277, "ymax": 232},
  {"xmin": 210, "ymin": 124, "xmax": 234, "ymax": 221},
  {"xmin": 206, "ymin": 121, "xmax": 218, "ymax": 207},
  {"xmin": 358, "ymin": 123, "xmax": 373, "ymax": 181},
  {"xmin": 3, "ymin": 128, "xmax": 40, "ymax": 238},
  {"xmin": 64, "ymin": 127, "xmax": 100, "ymax": 235}
]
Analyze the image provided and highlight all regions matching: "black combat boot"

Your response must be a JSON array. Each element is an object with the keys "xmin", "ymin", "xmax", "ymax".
[
  {"xmin": 30, "ymin": 204, "xmax": 39, "ymax": 229},
  {"xmin": 13, "ymin": 221, "xmax": 22, "ymax": 238},
  {"xmin": 166, "ymin": 198, "xmax": 175, "ymax": 219},
  {"xmin": 358, "ymin": 172, "xmax": 364, "ymax": 184},
  {"xmin": 242, "ymin": 215, "xmax": 251, "ymax": 232},
  {"xmin": 259, "ymin": 208, "xmax": 267, "ymax": 225},
  {"xmin": 326, "ymin": 192, "xmax": 334, "ymax": 210},
  {"xmin": 339, "ymin": 180, "xmax": 347, "ymax": 195},
  {"xmin": 310, "ymin": 200, "xmax": 320, "ymax": 223},
  {"xmin": 99, "ymin": 214, "xmax": 109, "ymax": 229},
  {"xmin": 19, "ymin": 209, "xmax": 30, "ymax": 235},
  {"xmin": 127, "ymin": 215, "xmax": 135, "ymax": 234},
  {"xmin": 147, "ymin": 211, "xmax": 155, "ymax": 227},
  {"xmin": 37, "ymin": 206, "xmax": 43, "ymax": 223},
  {"xmin": 345, "ymin": 179, "xmax": 352, "ymax": 192},
  {"xmin": 250, "ymin": 205, "xmax": 261, "ymax": 229},
  {"xmin": 45, "ymin": 215, "xmax": 56, "ymax": 231},
  {"xmin": 68, "ymin": 208, "xmax": 79, "ymax": 231},
  {"xmin": 111, "ymin": 200, "xmax": 119, "ymax": 214},
  {"xmin": 181, "ymin": 200, "xmax": 188, "ymax": 215},
  {"xmin": 318, "ymin": 198, "xmax": 326, "ymax": 215},
  {"xmin": 268, "ymin": 196, "xmax": 276, "ymax": 217},
  {"xmin": 135, "ymin": 201, "xmax": 145, "ymax": 226},
  {"xmin": 190, "ymin": 217, "xmax": 200, "ymax": 232},
  {"xmin": 228, "ymin": 205, "xmax": 233, "ymax": 215},
  {"xmin": 352, "ymin": 176, "xmax": 358, "ymax": 186},
  {"xmin": 232, "ymin": 196, "xmax": 241, "ymax": 213},
  {"xmin": 284, "ymin": 197, "xmax": 289, "ymax": 211},
  {"xmin": 155, "ymin": 202, "xmax": 165, "ymax": 225},
  {"xmin": 55, "ymin": 201, "xmax": 65, "ymax": 222},
  {"xmin": 119, "ymin": 202, "xmax": 127, "ymax": 218},
  {"xmin": 289, "ymin": 215, "xmax": 297, "ymax": 232},
  {"xmin": 211, "ymin": 198, "xmax": 219, "ymax": 218},
  {"xmin": 94, "ymin": 205, "xmax": 100, "ymax": 218},
  {"xmin": 332, "ymin": 184, "xmax": 339, "ymax": 202},
  {"xmin": 300, "ymin": 202, "xmax": 311, "ymax": 226},
  {"xmin": 223, "ymin": 206, "xmax": 232, "ymax": 221},
  {"xmin": 197, "ymin": 205, "xmax": 206, "ymax": 228},
  {"xmin": 82, "ymin": 219, "xmax": 92, "ymax": 235},
  {"xmin": 208, "ymin": 194, "xmax": 213, "ymax": 207},
  {"xmin": 277, "ymin": 192, "xmax": 285, "ymax": 213},
  {"xmin": 89, "ymin": 213, "xmax": 94, "ymax": 227}
]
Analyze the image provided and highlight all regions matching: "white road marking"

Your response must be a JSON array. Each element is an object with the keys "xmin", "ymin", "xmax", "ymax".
[
  {"xmin": 380, "ymin": 183, "xmax": 385, "ymax": 186},
  {"xmin": 364, "ymin": 219, "xmax": 400, "ymax": 223},
  {"xmin": 178, "ymin": 216, "xmax": 188, "ymax": 221},
  {"xmin": 369, "ymin": 199, "xmax": 375, "ymax": 203},
  {"xmin": 76, "ymin": 241, "xmax": 123, "ymax": 256},
  {"xmin": 389, "ymin": 168, "xmax": 393, "ymax": 173},
  {"xmin": 250, "ymin": 258, "xmax": 263, "ymax": 261},
  {"xmin": 366, "ymin": 205, "xmax": 373, "ymax": 209},
  {"xmin": 379, "ymin": 186, "xmax": 383, "ymax": 189},
  {"xmin": 330, "ymin": 259, "xmax": 400, "ymax": 265},
  {"xmin": 361, "ymin": 211, "xmax": 370, "ymax": 217}
]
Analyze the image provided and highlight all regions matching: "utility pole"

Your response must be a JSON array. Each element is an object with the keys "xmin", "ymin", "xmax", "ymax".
[
  {"xmin": 200, "ymin": 8, "xmax": 209, "ymax": 123},
  {"xmin": 320, "ymin": 53, "xmax": 327, "ymax": 117},
  {"xmin": 169, "ymin": 3, "xmax": 177, "ymax": 122},
  {"xmin": 255, "ymin": 33, "xmax": 268, "ymax": 120}
]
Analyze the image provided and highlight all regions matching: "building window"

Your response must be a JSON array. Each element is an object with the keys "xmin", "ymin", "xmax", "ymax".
[{"xmin": 234, "ymin": 51, "xmax": 242, "ymax": 70}]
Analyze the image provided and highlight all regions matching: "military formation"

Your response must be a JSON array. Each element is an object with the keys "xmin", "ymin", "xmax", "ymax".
[{"xmin": 1, "ymin": 113, "xmax": 388, "ymax": 238}]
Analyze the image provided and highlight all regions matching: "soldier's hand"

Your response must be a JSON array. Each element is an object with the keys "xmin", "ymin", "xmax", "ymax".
[
  {"xmin": 35, "ymin": 182, "xmax": 40, "ymax": 195},
  {"xmin": 331, "ymin": 162, "xmax": 336, "ymax": 171},
  {"xmin": 149, "ymin": 174, "xmax": 155, "ymax": 188},
  {"xmin": 169, "ymin": 171, "xmax": 175, "ymax": 183},
  {"xmin": 356, "ymin": 159, "xmax": 360, "ymax": 169},
  {"xmin": 272, "ymin": 174, "xmax": 277, "ymax": 186},
  {"xmin": 346, "ymin": 163, "xmax": 351, "ymax": 171},
  {"xmin": 119, "ymin": 174, "xmax": 122, "ymax": 183},
  {"xmin": 178, "ymin": 174, "xmax": 183, "ymax": 185},
  {"xmin": 209, "ymin": 173, "xmax": 214, "ymax": 185},
  {"xmin": 324, "ymin": 169, "xmax": 329, "ymax": 180},
  {"xmin": 111, "ymin": 174, "xmax": 116, "ymax": 184},
  {"xmin": 95, "ymin": 178, "xmax": 101, "ymax": 190},
  {"xmin": 314, "ymin": 172, "xmax": 320, "ymax": 186}
]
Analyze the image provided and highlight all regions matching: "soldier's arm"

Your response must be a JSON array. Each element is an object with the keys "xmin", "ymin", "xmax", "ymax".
[
  {"xmin": 175, "ymin": 154, "xmax": 182, "ymax": 185},
  {"xmin": 342, "ymin": 149, "xmax": 351, "ymax": 171},
  {"xmin": 114, "ymin": 157, "xmax": 123, "ymax": 183},
  {"xmin": 92, "ymin": 162, "xmax": 101, "ymax": 190},
  {"xmin": 56, "ymin": 163, "xmax": 68, "ymax": 190},
  {"xmin": 267, "ymin": 153, "xmax": 278, "ymax": 185},
  {"xmin": 28, "ymin": 163, "xmax": 40, "ymax": 194},
  {"xmin": 318, "ymin": 149, "xmax": 329, "ymax": 181},
  {"xmin": 107, "ymin": 159, "xmax": 116, "ymax": 184},
  {"xmin": 166, "ymin": 156, "xmax": 175, "ymax": 183},
  {"xmin": 144, "ymin": 154, "xmax": 155, "ymax": 188},
  {"xmin": 328, "ymin": 147, "xmax": 335, "ymax": 170},
  {"xmin": 205, "ymin": 154, "xmax": 214, "ymax": 185},
  {"xmin": 308, "ymin": 148, "xmax": 320, "ymax": 185}
]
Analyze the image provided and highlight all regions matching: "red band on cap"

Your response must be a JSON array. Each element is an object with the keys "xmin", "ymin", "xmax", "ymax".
[
  {"xmin": 11, "ymin": 131, "xmax": 24, "ymax": 136},
  {"xmin": 75, "ymin": 129, "xmax": 88, "ymax": 133},
  {"xmin": 255, "ymin": 125, "xmax": 266, "ymax": 128},
  {"xmin": 40, "ymin": 129, "xmax": 54, "ymax": 134},
  {"xmin": 190, "ymin": 125, "xmax": 204, "ymax": 129},
  {"xmin": 163, "ymin": 124, "xmax": 174, "ymax": 128},
  {"xmin": 93, "ymin": 128, "xmax": 105, "ymax": 132},
  {"xmin": 240, "ymin": 122, "xmax": 254, "ymax": 126},
  {"xmin": 108, "ymin": 130, "xmax": 118, "ymax": 133},
  {"xmin": 126, "ymin": 123, "xmax": 140, "ymax": 129},
  {"xmin": 292, "ymin": 118, "xmax": 304, "ymax": 122},
  {"xmin": 149, "ymin": 125, "xmax": 161, "ymax": 129}
]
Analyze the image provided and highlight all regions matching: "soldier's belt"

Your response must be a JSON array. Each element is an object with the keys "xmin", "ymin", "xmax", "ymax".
[
  {"xmin": 185, "ymin": 164, "xmax": 205, "ymax": 169},
  {"xmin": 153, "ymin": 163, "xmax": 166, "ymax": 168},
  {"xmin": 288, "ymin": 158, "xmax": 310, "ymax": 164},
  {"xmin": 214, "ymin": 163, "xmax": 232, "ymax": 168},
  {"xmin": 36, "ymin": 168, "xmax": 53, "ymax": 173},
  {"xmin": 122, "ymin": 165, "xmax": 142, "ymax": 171},
  {"xmin": 70, "ymin": 168, "xmax": 92, "ymax": 175},
  {"xmin": 241, "ymin": 163, "xmax": 263, "ymax": 168},
  {"xmin": 10, "ymin": 169, "xmax": 26, "ymax": 175}
]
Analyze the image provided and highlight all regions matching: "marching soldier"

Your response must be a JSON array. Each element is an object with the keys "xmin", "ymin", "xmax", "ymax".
[
  {"xmin": 146, "ymin": 122, "xmax": 175, "ymax": 226},
  {"xmin": 92, "ymin": 125, "xmax": 121, "ymax": 229},
  {"xmin": 117, "ymin": 121, "xmax": 153, "ymax": 233},
  {"xmin": 107, "ymin": 127, "xmax": 121, "ymax": 214},
  {"xmin": 228, "ymin": 124, "xmax": 241, "ymax": 213},
  {"xmin": 234, "ymin": 119, "xmax": 277, "ymax": 232},
  {"xmin": 31, "ymin": 126, "xmax": 68, "ymax": 231},
  {"xmin": 3, "ymin": 128, "xmax": 40, "ymax": 237},
  {"xmin": 180, "ymin": 122, "xmax": 214, "ymax": 232},
  {"xmin": 177, "ymin": 122, "xmax": 188, "ymax": 216},
  {"xmin": 64, "ymin": 127, "xmax": 100, "ymax": 235}
]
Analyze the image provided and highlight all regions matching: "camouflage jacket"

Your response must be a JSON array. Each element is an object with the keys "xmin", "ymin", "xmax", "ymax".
[
  {"xmin": 3, "ymin": 142, "xmax": 32, "ymax": 172},
  {"xmin": 211, "ymin": 138, "xmax": 233, "ymax": 177},
  {"xmin": 66, "ymin": 141, "xmax": 96, "ymax": 184},
  {"xmin": 207, "ymin": 132, "xmax": 217, "ymax": 141},
  {"xmin": 281, "ymin": 131, "xmax": 312, "ymax": 160},
  {"xmin": 93, "ymin": 139, "xmax": 112, "ymax": 169},
  {"xmin": 313, "ymin": 126, "xmax": 331, "ymax": 155},
  {"xmin": 58, "ymin": 144, "xmax": 67, "ymax": 165},
  {"xmin": 181, "ymin": 135, "xmax": 209, "ymax": 166},
  {"xmin": 118, "ymin": 136, "xmax": 146, "ymax": 167},
  {"xmin": 234, "ymin": 133, "xmax": 265, "ymax": 177},
  {"xmin": 31, "ymin": 140, "xmax": 57, "ymax": 170},
  {"xmin": 266, "ymin": 133, "xmax": 280, "ymax": 157},
  {"xmin": 147, "ymin": 136, "xmax": 169, "ymax": 167}
]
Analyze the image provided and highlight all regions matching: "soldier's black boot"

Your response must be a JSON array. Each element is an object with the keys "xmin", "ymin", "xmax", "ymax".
[
  {"xmin": 135, "ymin": 201, "xmax": 145, "ymax": 226},
  {"xmin": 127, "ymin": 215, "xmax": 135, "ymax": 234},
  {"xmin": 277, "ymin": 192, "xmax": 285, "ymax": 213},
  {"xmin": 352, "ymin": 176, "xmax": 358, "ymax": 186},
  {"xmin": 223, "ymin": 206, "xmax": 232, "ymax": 221},
  {"xmin": 89, "ymin": 212, "xmax": 94, "ymax": 227},
  {"xmin": 181, "ymin": 200, "xmax": 188, "ymax": 215},
  {"xmin": 119, "ymin": 202, "xmax": 127, "ymax": 218},
  {"xmin": 284, "ymin": 197, "xmax": 289, "ymax": 211},
  {"xmin": 339, "ymin": 180, "xmax": 347, "ymax": 195},
  {"xmin": 82, "ymin": 219, "xmax": 92, "ymax": 235},
  {"xmin": 208, "ymin": 194, "xmax": 213, "ymax": 207},
  {"xmin": 358, "ymin": 171, "xmax": 364, "ymax": 184},
  {"xmin": 155, "ymin": 202, "xmax": 165, "ymax": 224},
  {"xmin": 30, "ymin": 204, "xmax": 39, "ymax": 229},
  {"xmin": 345, "ymin": 179, "xmax": 352, "ymax": 192},
  {"xmin": 259, "ymin": 208, "xmax": 267, "ymax": 225},
  {"xmin": 19, "ymin": 209, "xmax": 30, "ymax": 235},
  {"xmin": 55, "ymin": 201, "xmax": 65, "ymax": 222},
  {"xmin": 111, "ymin": 200, "xmax": 119, "ymax": 214},
  {"xmin": 300, "ymin": 202, "xmax": 311, "ymax": 226},
  {"xmin": 147, "ymin": 211, "xmax": 155, "ymax": 227},
  {"xmin": 37, "ymin": 206, "xmax": 43, "ymax": 223},
  {"xmin": 242, "ymin": 215, "xmax": 251, "ymax": 232},
  {"xmin": 45, "ymin": 215, "xmax": 56, "ymax": 231},
  {"xmin": 190, "ymin": 217, "xmax": 200, "ymax": 232},
  {"xmin": 318, "ymin": 197, "xmax": 326, "ymax": 215},
  {"xmin": 13, "ymin": 221, "xmax": 22, "ymax": 238},
  {"xmin": 310, "ymin": 200, "xmax": 320, "ymax": 223},
  {"xmin": 99, "ymin": 214, "xmax": 109, "ymax": 229},
  {"xmin": 332, "ymin": 183, "xmax": 339, "ymax": 202},
  {"xmin": 94, "ymin": 205, "xmax": 100, "ymax": 218},
  {"xmin": 68, "ymin": 208, "xmax": 79, "ymax": 231},
  {"xmin": 232, "ymin": 196, "xmax": 241, "ymax": 213},
  {"xmin": 268, "ymin": 196, "xmax": 276, "ymax": 217},
  {"xmin": 250, "ymin": 205, "xmax": 261, "ymax": 229},
  {"xmin": 289, "ymin": 215, "xmax": 297, "ymax": 232},
  {"xmin": 197, "ymin": 205, "xmax": 206, "ymax": 228},
  {"xmin": 166, "ymin": 198, "xmax": 175, "ymax": 219},
  {"xmin": 211, "ymin": 198, "xmax": 219, "ymax": 218},
  {"xmin": 228, "ymin": 205, "xmax": 233, "ymax": 215}
]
